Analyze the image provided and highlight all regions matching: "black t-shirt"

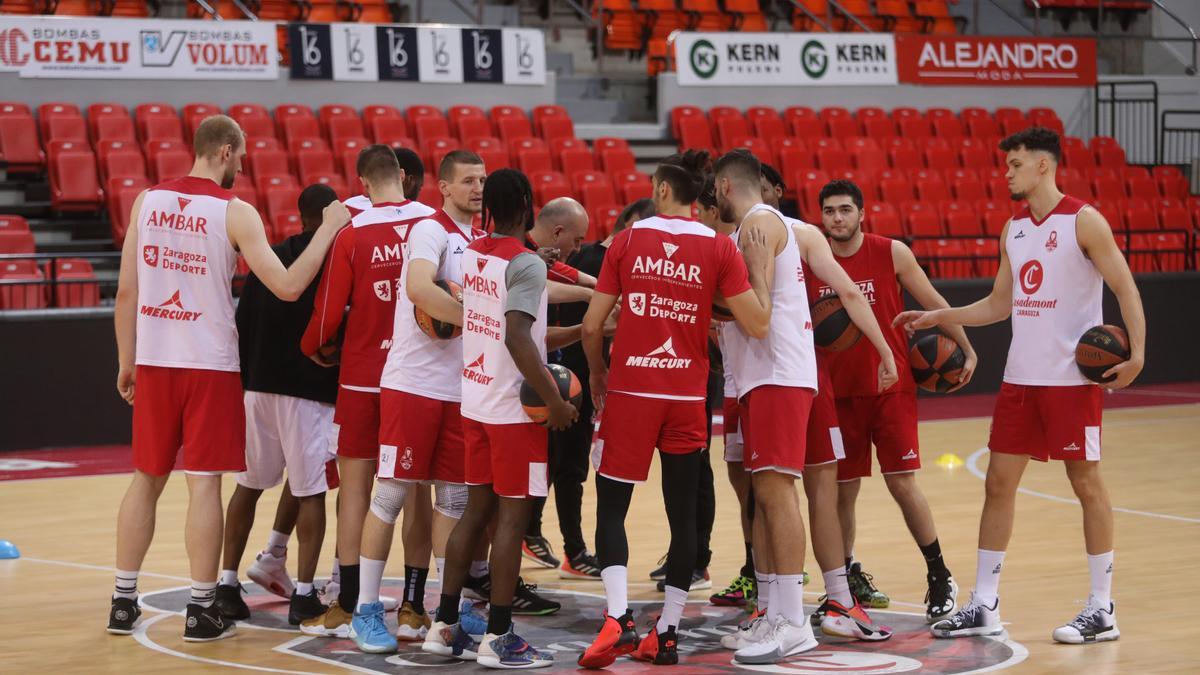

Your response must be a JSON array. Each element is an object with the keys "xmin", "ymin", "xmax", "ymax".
[
  {"xmin": 554, "ymin": 241, "xmax": 609, "ymax": 376},
  {"xmin": 236, "ymin": 231, "xmax": 340, "ymax": 404}
]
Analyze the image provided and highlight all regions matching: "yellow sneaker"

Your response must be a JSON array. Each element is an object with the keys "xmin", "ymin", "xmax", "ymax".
[
  {"xmin": 395, "ymin": 601, "xmax": 432, "ymax": 641},
  {"xmin": 299, "ymin": 599, "xmax": 353, "ymax": 638}
]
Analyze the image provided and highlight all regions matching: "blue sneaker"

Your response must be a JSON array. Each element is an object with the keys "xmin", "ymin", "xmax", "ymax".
[
  {"xmin": 477, "ymin": 631, "xmax": 553, "ymax": 669},
  {"xmin": 459, "ymin": 599, "xmax": 489, "ymax": 637},
  {"xmin": 351, "ymin": 601, "xmax": 398, "ymax": 654}
]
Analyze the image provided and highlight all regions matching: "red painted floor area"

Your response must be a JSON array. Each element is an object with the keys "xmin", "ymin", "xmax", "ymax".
[{"xmin": 3, "ymin": 382, "xmax": 1198, "ymax": 482}]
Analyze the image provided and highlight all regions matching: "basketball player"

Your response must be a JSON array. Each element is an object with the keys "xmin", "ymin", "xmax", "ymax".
[
  {"xmin": 423, "ymin": 169, "xmax": 578, "ymax": 669},
  {"xmin": 897, "ymin": 127, "xmax": 1144, "ymax": 643},
  {"xmin": 577, "ymin": 150, "xmax": 775, "ymax": 669},
  {"xmin": 350, "ymin": 151, "xmax": 487, "ymax": 653},
  {"xmin": 807, "ymin": 178, "xmax": 973, "ymax": 622},
  {"xmin": 215, "ymin": 184, "xmax": 341, "ymax": 627},
  {"xmin": 298, "ymin": 145, "xmax": 436, "ymax": 638},
  {"xmin": 107, "ymin": 115, "xmax": 350, "ymax": 640},
  {"xmin": 713, "ymin": 149, "xmax": 900, "ymax": 664},
  {"xmin": 344, "ymin": 147, "xmax": 425, "ymax": 216}
]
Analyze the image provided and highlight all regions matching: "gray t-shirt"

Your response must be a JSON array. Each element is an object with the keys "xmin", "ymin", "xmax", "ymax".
[{"xmin": 504, "ymin": 248, "xmax": 547, "ymax": 320}]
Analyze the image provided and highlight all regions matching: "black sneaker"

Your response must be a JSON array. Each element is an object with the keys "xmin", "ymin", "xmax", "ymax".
[
  {"xmin": 925, "ymin": 570, "xmax": 959, "ymax": 623},
  {"xmin": 648, "ymin": 553, "xmax": 667, "ymax": 581},
  {"xmin": 847, "ymin": 562, "xmax": 889, "ymax": 608},
  {"xmin": 183, "ymin": 603, "xmax": 238, "ymax": 642},
  {"xmin": 288, "ymin": 587, "xmax": 327, "ymax": 625},
  {"xmin": 512, "ymin": 577, "xmax": 561, "ymax": 616},
  {"xmin": 655, "ymin": 568, "xmax": 712, "ymax": 592},
  {"xmin": 215, "ymin": 583, "xmax": 250, "ymax": 621},
  {"xmin": 107, "ymin": 596, "xmax": 142, "ymax": 635},
  {"xmin": 930, "ymin": 592, "xmax": 1002, "ymax": 638},
  {"xmin": 559, "ymin": 550, "xmax": 603, "ymax": 579},
  {"xmin": 641, "ymin": 625, "xmax": 679, "ymax": 665},
  {"xmin": 521, "ymin": 535, "xmax": 561, "ymax": 569},
  {"xmin": 463, "ymin": 572, "xmax": 492, "ymax": 602}
]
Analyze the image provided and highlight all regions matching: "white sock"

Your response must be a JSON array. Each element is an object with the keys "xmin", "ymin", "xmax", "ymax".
[
  {"xmin": 765, "ymin": 574, "xmax": 779, "ymax": 624},
  {"xmin": 657, "ymin": 585, "xmax": 688, "ymax": 633},
  {"xmin": 191, "ymin": 580, "xmax": 217, "ymax": 608},
  {"xmin": 330, "ymin": 557, "xmax": 340, "ymax": 585},
  {"xmin": 822, "ymin": 568, "xmax": 852, "ymax": 607},
  {"xmin": 266, "ymin": 530, "xmax": 289, "ymax": 558},
  {"xmin": 755, "ymin": 571, "xmax": 771, "ymax": 614},
  {"xmin": 776, "ymin": 573, "xmax": 806, "ymax": 625},
  {"xmin": 1087, "ymin": 551, "xmax": 1114, "ymax": 607},
  {"xmin": 219, "ymin": 569, "xmax": 239, "ymax": 587},
  {"xmin": 114, "ymin": 570, "xmax": 139, "ymax": 600},
  {"xmin": 297, "ymin": 581, "xmax": 313, "ymax": 596},
  {"xmin": 357, "ymin": 556, "xmax": 386, "ymax": 611},
  {"xmin": 974, "ymin": 549, "xmax": 1005, "ymax": 606},
  {"xmin": 435, "ymin": 556, "xmax": 446, "ymax": 582},
  {"xmin": 470, "ymin": 559, "xmax": 489, "ymax": 577},
  {"xmin": 600, "ymin": 565, "xmax": 628, "ymax": 617}
]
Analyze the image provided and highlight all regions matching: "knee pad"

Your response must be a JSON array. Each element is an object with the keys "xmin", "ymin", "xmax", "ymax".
[
  {"xmin": 369, "ymin": 478, "xmax": 409, "ymax": 525},
  {"xmin": 433, "ymin": 481, "xmax": 469, "ymax": 519}
]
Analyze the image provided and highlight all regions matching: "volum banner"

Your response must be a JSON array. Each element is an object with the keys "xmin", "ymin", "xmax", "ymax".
[
  {"xmin": 0, "ymin": 16, "xmax": 277, "ymax": 79},
  {"xmin": 675, "ymin": 32, "xmax": 897, "ymax": 86},
  {"xmin": 895, "ymin": 35, "xmax": 1097, "ymax": 86}
]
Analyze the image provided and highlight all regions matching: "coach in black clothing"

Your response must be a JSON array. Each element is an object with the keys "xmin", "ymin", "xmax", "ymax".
[{"xmin": 215, "ymin": 185, "xmax": 342, "ymax": 626}]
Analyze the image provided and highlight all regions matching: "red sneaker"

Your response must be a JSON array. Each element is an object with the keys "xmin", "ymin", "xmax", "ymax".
[
  {"xmin": 633, "ymin": 622, "xmax": 679, "ymax": 665},
  {"xmin": 819, "ymin": 598, "xmax": 893, "ymax": 641},
  {"xmin": 577, "ymin": 612, "xmax": 638, "ymax": 669}
]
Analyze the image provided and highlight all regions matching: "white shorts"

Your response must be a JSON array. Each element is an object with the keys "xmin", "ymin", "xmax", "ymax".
[{"xmin": 237, "ymin": 391, "xmax": 336, "ymax": 497}]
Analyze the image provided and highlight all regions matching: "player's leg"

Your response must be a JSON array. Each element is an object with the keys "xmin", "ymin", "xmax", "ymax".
[
  {"xmin": 713, "ymin": 394, "xmax": 757, "ymax": 609},
  {"xmin": 215, "ymin": 484, "xmax": 262, "ymax": 620},
  {"xmin": 836, "ymin": 478, "xmax": 861, "ymax": 561},
  {"xmin": 352, "ymin": 477, "xmax": 410, "ymax": 653},
  {"xmin": 553, "ymin": 391, "xmax": 599, "ymax": 579},
  {"xmin": 693, "ymin": 444, "xmax": 716, "ymax": 587},
  {"xmin": 425, "ymin": 483, "xmax": 497, "ymax": 659},
  {"xmin": 398, "ymin": 484, "xmax": 434, "ymax": 636},
  {"xmin": 577, "ymin": 473, "xmax": 640, "ymax": 668},
  {"xmin": 522, "ymin": 430, "xmax": 557, "ymax": 569},
  {"xmin": 291, "ymin": 491, "xmax": 326, "ymax": 618}
]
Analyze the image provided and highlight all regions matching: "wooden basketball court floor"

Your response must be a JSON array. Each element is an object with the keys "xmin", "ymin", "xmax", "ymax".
[{"xmin": 1, "ymin": 400, "xmax": 1198, "ymax": 673}]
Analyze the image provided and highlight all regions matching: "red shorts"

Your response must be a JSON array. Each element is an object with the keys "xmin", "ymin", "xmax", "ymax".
[
  {"xmin": 132, "ymin": 365, "xmax": 245, "ymax": 476},
  {"xmin": 463, "ymin": 418, "xmax": 548, "ymax": 498},
  {"xmin": 722, "ymin": 397, "xmax": 744, "ymax": 463},
  {"xmin": 835, "ymin": 391, "xmax": 920, "ymax": 481},
  {"xmin": 594, "ymin": 392, "xmax": 708, "ymax": 483},
  {"xmin": 324, "ymin": 459, "xmax": 341, "ymax": 490},
  {"xmin": 378, "ymin": 388, "xmax": 465, "ymax": 483},
  {"xmin": 806, "ymin": 374, "xmax": 845, "ymax": 467},
  {"xmin": 740, "ymin": 385, "xmax": 814, "ymax": 476},
  {"xmin": 332, "ymin": 387, "xmax": 380, "ymax": 460},
  {"xmin": 989, "ymin": 383, "xmax": 1102, "ymax": 461}
]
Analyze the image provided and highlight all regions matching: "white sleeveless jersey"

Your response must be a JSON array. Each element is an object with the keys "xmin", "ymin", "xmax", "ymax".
[
  {"xmin": 460, "ymin": 236, "xmax": 548, "ymax": 424},
  {"xmin": 135, "ymin": 176, "xmax": 239, "ymax": 372},
  {"xmin": 381, "ymin": 211, "xmax": 482, "ymax": 401},
  {"xmin": 718, "ymin": 326, "xmax": 738, "ymax": 398},
  {"xmin": 1004, "ymin": 195, "xmax": 1103, "ymax": 386},
  {"xmin": 725, "ymin": 203, "xmax": 817, "ymax": 396}
]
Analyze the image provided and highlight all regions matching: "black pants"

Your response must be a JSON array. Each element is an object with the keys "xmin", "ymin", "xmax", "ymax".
[{"xmin": 527, "ymin": 368, "xmax": 593, "ymax": 559}]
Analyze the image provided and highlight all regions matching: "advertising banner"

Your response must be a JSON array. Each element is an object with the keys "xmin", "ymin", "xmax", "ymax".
[
  {"xmin": 675, "ymin": 32, "xmax": 897, "ymax": 86},
  {"xmin": 896, "ymin": 35, "xmax": 1097, "ymax": 86}
]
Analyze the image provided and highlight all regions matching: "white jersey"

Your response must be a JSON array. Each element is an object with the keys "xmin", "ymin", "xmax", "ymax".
[
  {"xmin": 1004, "ymin": 195, "xmax": 1103, "ymax": 386},
  {"xmin": 718, "ymin": 326, "xmax": 738, "ymax": 398},
  {"xmin": 460, "ymin": 236, "xmax": 548, "ymax": 424},
  {"xmin": 381, "ymin": 210, "xmax": 483, "ymax": 401},
  {"xmin": 135, "ymin": 176, "xmax": 239, "ymax": 372},
  {"xmin": 725, "ymin": 203, "xmax": 817, "ymax": 396},
  {"xmin": 344, "ymin": 194, "xmax": 371, "ymax": 216}
]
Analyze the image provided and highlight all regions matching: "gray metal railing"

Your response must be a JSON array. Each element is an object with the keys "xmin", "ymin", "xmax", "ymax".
[{"xmin": 1095, "ymin": 80, "xmax": 1159, "ymax": 164}]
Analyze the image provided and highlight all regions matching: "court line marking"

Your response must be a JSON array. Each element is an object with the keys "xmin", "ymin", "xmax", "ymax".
[
  {"xmin": 966, "ymin": 447, "xmax": 1200, "ymax": 524},
  {"xmin": 133, "ymin": 612, "xmax": 324, "ymax": 675},
  {"xmin": 20, "ymin": 557, "xmax": 191, "ymax": 581}
]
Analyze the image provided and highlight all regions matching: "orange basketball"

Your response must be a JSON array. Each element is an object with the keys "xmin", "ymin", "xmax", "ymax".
[
  {"xmin": 910, "ymin": 334, "xmax": 965, "ymax": 393},
  {"xmin": 811, "ymin": 294, "xmax": 861, "ymax": 351},
  {"xmin": 1075, "ymin": 324, "xmax": 1130, "ymax": 383},
  {"xmin": 520, "ymin": 364, "xmax": 583, "ymax": 423},
  {"xmin": 414, "ymin": 280, "xmax": 463, "ymax": 339}
]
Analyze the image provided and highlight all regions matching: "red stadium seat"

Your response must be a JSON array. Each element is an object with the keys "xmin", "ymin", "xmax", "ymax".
[
  {"xmin": 951, "ymin": 175, "xmax": 987, "ymax": 201},
  {"xmin": 826, "ymin": 116, "xmax": 859, "ymax": 139},
  {"xmin": 88, "ymin": 103, "xmax": 132, "ymax": 139},
  {"xmin": 1150, "ymin": 232, "xmax": 1188, "ymax": 271},
  {"xmin": 106, "ymin": 176, "xmax": 150, "ymax": 242},
  {"xmin": 282, "ymin": 117, "xmax": 322, "ymax": 148},
  {"xmin": 897, "ymin": 117, "xmax": 932, "ymax": 139},
  {"xmin": 778, "ymin": 146, "xmax": 816, "ymax": 197},
  {"xmin": 247, "ymin": 146, "xmax": 289, "ymax": 181},
  {"xmin": 47, "ymin": 141, "xmax": 103, "ymax": 211},
  {"xmin": 924, "ymin": 146, "xmax": 959, "ymax": 171},
  {"xmin": 942, "ymin": 201, "xmax": 982, "ymax": 235},
  {"xmin": 714, "ymin": 116, "xmax": 751, "ymax": 153},
  {"xmin": 516, "ymin": 147, "xmax": 553, "ymax": 175},
  {"xmin": 455, "ymin": 117, "xmax": 493, "ymax": 144},
  {"xmin": 904, "ymin": 202, "xmax": 943, "ymax": 237},
  {"xmin": 972, "ymin": 238, "xmax": 1001, "ymax": 277},
  {"xmin": 995, "ymin": 108, "xmax": 1028, "ymax": 136},
  {"xmin": 966, "ymin": 115, "xmax": 1000, "ymax": 138},
  {"xmin": 589, "ymin": 204, "xmax": 623, "ymax": 241},
  {"xmin": 796, "ymin": 169, "xmax": 830, "ymax": 221},
  {"xmin": 412, "ymin": 116, "xmax": 452, "ymax": 146},
  {"xmin": 182, "ymin": 103, "xmax": 221, "ymax": 138},
  {"xmin": 731, "ymin": 136, "xmax": 772, "ymax": 163},
  {"xmin": 976, "ymin": 200, "xmax": 1012, "ymax": 236},
  {"xmin": 860, "ymin": 116, "xmax": 897, "ymax": 139},
  {"xmin": 0, "ymin": 230, "xmax": 35, "ymax": 254},
  {"xmin": 931, "ymin": 116, "xmax": 963, "ymax": 139},
  {"xmin": 97, "ymin": 140, "xmax": 147, "ymax": 183},
  {"xmin": 275, "ymin": 104, "xmax": 314, "ymax": 132},
  {"xmin": 50, "ymin": 258, "xmax": 100, "ymax": 308},
  {"xmin": 613, "ymin": 171, "xmax": 652, "ymax": 203},
  {"xmin": 557, "ymin": 147, "xmax": 595, "ymax": 177},
  {"xmin": 136, "ymin": 105, "xmax": 183, "ymax": 143},
  {"xmin": 509, "ymin": 137, "xmax": 548, "ymax": 164},
  {"xmin": 489, "ymin": 105, "xmax": 527, "ymax": 130},
  {"xmin": 1091, "ymin": 174, "xmax": 1125, "ymax": 203},
  {"xmin": 890, "ymin": 107, "xmax": 921, "ymax": 123},
  {"xmin": 670, "ymin": 106, "xmax": 705, "ymax": 140},
  {"xmin": 1027, "ymin": 108, "xmax": 1064, "ymax": 136},
  {"xmin": 448, "ymin": 105, "xmax": 486, "ymax": 129},
  {"xmin": 363, "ymin": 104, "xmax": 402, "ymax": 127},
  {"xmin": 1091, "ymin": 136, "xmax": 1127, "ymax": 168},
  {"xmin": 1122, "ymin": 198, "xmax": 1158, "ymax": 231},
  {"xmin": 0, "ymin": 215, "xmax": 29, "ymax": 233},
  {"xmin": 815, "ymin": 147, "xmax": 852, "ymax": 172},
  {"xmin": 1125, "ymin": 171, "xmax": 1157, "ymax": 201},
  {"xmin": 851, "ymin": 146, "xmax": 888, "ymax": 173},
  {"xmin": 570, "ymin": 170, "xmax": 608, "ymax": 193},
  {"xmin": 598, "ymin": 148, "xmax": 637, "ymax": 174},
  {"xmin": 371, "ymin": 117, "xmax": 413, "ymax": 147},
  {"xmin": 532, "ymin": 105, "xmax": 571, "ymax": 135},
  {"xmin": 38, "ymin": 103, "xmax": 81, "ymax": 140},
  {"xmin": 529, "ymin": 171, "xmax": 572, "ymax": 207},
  {"xmin": 308, "ymin": 174, "xmax": 349, "ymax": 201},
  {"xmin": 423, "ymin": 138, "xmax": 461, "ymax": 174},
  {"xmin": 1153, "ymin": 165, "xmax": 1189, "ymax": 200},
  {"xmin": 915, "ymin": 175, "xmax": 950, "ymax": 202},
  {"xmin": 676, "ymin": 116, "xmax": 716, "ymax": 153},
  {"xmin": 541, "ymin": 116, "xmax": 575, "ymax": 143},
  {"xmin": 880, "ymin": 176, "xmax": 915, "ymax": 204},
  {"xmin": 0, "ymin": 262, "xmax": 46, "ymax": 310},
  {"xmin": 1156, "ymin": 197, "xmax": 1190, "ymax": 230},
  {"xmin": 271, "ymin": 212, "xmax": 303, "ymax": 245},
  {"xmin": 418, "ymin": 183, "xmax": 443, "ymax": 209},
  {"xmin": 296, "ymin": 148, "xmax": 337, "ymax": 184},
  {"xmin": 45, "ymin": 115, "xmax": 88, "ymax": 143},
  {"xmin": 497, "ymin": 116, "xmax": 534, "ymax": 144},
  {"xmin": 0, "ymin": 103, "xmax": 31, "ymax": 116},
  {"xmin": 864, "ymin": 203, "xmax": 903, "ymax": 238},
  {"xmin": 0, "ymin": 112, "xmax": 46, "ymax": 172}
]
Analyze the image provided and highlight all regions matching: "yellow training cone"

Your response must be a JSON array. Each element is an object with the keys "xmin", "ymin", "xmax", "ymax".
[{"xmin": 936, "ymin": 453, "xmax": 964, "ymax": 469}]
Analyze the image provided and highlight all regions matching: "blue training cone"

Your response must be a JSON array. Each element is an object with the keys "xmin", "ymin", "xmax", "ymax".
[{"xmin": 0, "ymin": 540, "xmax": 20, "ymax": 559}]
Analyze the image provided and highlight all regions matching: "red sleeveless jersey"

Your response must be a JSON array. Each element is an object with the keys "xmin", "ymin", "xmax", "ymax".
[{"xmin": 805, "ymin": 232, "xmax": 914, "ymax": 397}]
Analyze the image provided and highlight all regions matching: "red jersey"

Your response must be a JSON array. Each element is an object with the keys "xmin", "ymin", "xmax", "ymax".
[
  {"xmin": 805, "ymin": 232, "xmax": 914, "ymax": 397},
  {"xmin": 301, "ymin": 200, "xmax": 436, "ymax": 390},
  {"xmin": 598, "ymin": 215, "xmax": 750, "ymax": 399}
]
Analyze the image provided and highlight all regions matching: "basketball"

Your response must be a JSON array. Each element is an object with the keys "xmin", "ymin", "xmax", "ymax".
[
  {"xmin": 712, "ymin": 295, "xmax": 734, "ymax": 322},
  {"xmin": 1076, "ymin": 324, "xmax": 1130, "ymax": 383},
  {"xmin": 910, "ymin": 334, "xmax": 966, "ymax": 393},
  {"xmin": 520, "ymin": 363, "xmax": 583, "ymax": 423},
  {"xmin": 414, "ymin": 280, "xmax": 463, "ymax": 340},
  {"xmin": 811, "ymin": 294, "xmax": 861, "ymax": 351}
]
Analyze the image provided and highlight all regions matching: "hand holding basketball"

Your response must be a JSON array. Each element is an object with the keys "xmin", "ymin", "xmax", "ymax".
[
  {"xmin": 947, "ymin": 348, "xmax": 978, "ymax": 392},
  {"xmin": 116, "ymin": 367, "xmax": 135, "ymax": 405}
]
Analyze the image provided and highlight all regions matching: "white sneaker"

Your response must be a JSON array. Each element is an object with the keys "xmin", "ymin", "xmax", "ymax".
[
  {"xmin": 422, "ymin": 620, "xmax": 456, "ymax": 657},
  {"xmin": 1052, "ymin": 596, "xmax": 1120, "ymax": 644},
  {"xmin": 380, "ymin": 595, "xmax": 400, "ymax": 611},
  {"xmin": 930, "ymin": 592, "xmax": 1003, "ymax": 638},
  {"xmin": 247, "ymin": 550, "xmax": 294, "ymax": 599},
  {"xmin": 720, "ymin": 612, "xmax": 771, "ymax": 650},
  {"xmin": 733, "ymin": 617, "xmax": 818, "ymax": 664},
  {"xmin": 321, "ymin": 580, "xmax": 340, "ymax": 605}
]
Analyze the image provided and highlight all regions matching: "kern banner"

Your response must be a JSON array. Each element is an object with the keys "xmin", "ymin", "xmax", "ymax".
[
  {"xmin": 0, "ymin": 16, "xmax": 277, "ymax": 79},
  {"xmin": 288, "ymin": 23, "xmax": 545, "ymax": 85},
  {"xmin": 676, "ymin": 32, "xmax": 897, "ymax": 86},
  {"xmin": 896, "ymin": 35, "xmax": 1097, "ymax": 86}
]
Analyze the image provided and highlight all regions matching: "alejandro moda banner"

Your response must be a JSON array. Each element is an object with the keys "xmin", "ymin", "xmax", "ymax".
[
  {"xmin": 896, "ymin": 35, "xmax": 1097, "ymax": 86},
  {"xmin": 287, "ymin": 23, "xmax": 544, "ymax": 85},
  {"xmin": 676, "ymin": 32, "xmax": 897, "ymax": 86},
  {"xmin": 0, "ymin": 16, "xmax": 277, "ymax": 79}
]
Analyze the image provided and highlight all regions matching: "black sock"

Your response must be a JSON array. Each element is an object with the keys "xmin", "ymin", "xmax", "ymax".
[
  {"xmin": 487, "ymin": 604, "xmax": 513, "ymax": 636},
  {"xmin": 437, "ymin": 593, "xmax": 460, "ymax": 625},
  {"xmin": 919, "ymin": 538, "xmax": 949, "ymax": 576},
  {"xmin": 740, "ymin": 542, "xmax": 754, "ymax": 579},
  {"xmin": 404, "ymin": 565, "xmax": 429, "ymax": 614},
  {"xmin": 337, "ymin": 563, "xmax": 360, "ymax": 611}
]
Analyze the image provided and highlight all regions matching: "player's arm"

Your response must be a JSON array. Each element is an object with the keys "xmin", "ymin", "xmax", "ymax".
[
  {"xmin": 113, "ymin": 190, "xmax": 146, "ymax": 405},
  {"xmin": 725, "ymin": 213, "xmax": 779, "ymax": 338},
  {"xmin": 300, "ymin": 226, "xmax": 354, "ymax": 361},
  {"xmin": 548, "ymin": 280, "xmax": 593, "ymax": 304},
  {"xmin": 575, "ymin": 270, "xmax": 597, "ymax": 288},
  {"xmin": 504, "ymin": 254, "xmax": 578, "ymax": 430},
  {"xmin": 1077, "ymin": 206, "xmax": 1145, "ymax": 389},
  {"xmin": 895, "ymin": 219, "xmax": 1015, "ymax": 332},
  {"xmin": 406, "ymin": 259, "xmax": 464, "ymax": 326},
  {"xmin": 892, "ymin": 239, "xmax": 977, "ymax": 390},
  {"xmin": 797, "ymin": 224, "xmax": 899, "ymax": 392},
  {"xmin": 228, "ymin": 198, "xmax": 350, "ymax": 301},
  {"xmin": 547, "ymin": 324, "xmax": 583, "ymax": 350},
  {"xmin": 581, "ymin": 291, "xmax": 619, "ymax": 413}
]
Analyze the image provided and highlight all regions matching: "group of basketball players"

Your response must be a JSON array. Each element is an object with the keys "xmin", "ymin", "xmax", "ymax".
[{"xmin": 106, "ymin": 113, "xmax": 1143, "ymax": 668}]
